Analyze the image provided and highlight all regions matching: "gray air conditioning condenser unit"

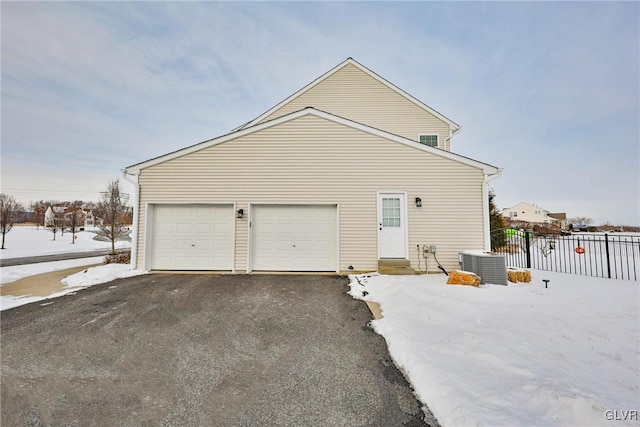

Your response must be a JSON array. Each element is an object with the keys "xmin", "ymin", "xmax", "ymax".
[{"xmin": 459, "ymin": 251, "xmax": 508, "ymax": 285}]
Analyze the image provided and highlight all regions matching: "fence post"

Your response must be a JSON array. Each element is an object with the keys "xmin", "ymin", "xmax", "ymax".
[
  {"xmin": 525, "ymin": 231, "xmax": 531, "ymax": 269},
  {"xmin": 604, "ymin": 233, "xmax": 611, "ymax": 279}
]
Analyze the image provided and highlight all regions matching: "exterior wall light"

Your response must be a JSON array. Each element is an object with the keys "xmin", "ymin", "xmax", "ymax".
[
  {"xmin": 237, "ymin": 208, "xmax": 244, "ymax": 219},
  {"xmin": 415, "ymin": 197, "xmax": 422, "ymax": 208}
]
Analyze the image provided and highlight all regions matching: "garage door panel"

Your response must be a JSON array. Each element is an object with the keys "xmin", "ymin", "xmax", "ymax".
[
  {"xmin": 214, "ymin": 225, "xmax": 232, "ymax": 235},
  {"xmin": 252, "ymin": 205, "xmax": 337, "ymax": 272},
  {"xmin": 212, "ymin": 244, "xmax": 232, "ymax": 256},
  {"xmin": 176, "ymin": 222, "xmax": 193, "ymax": 233},
  {"xmin": 295, "ymin": 240, "xmax": 312, "ymax": 251},
  {"xmin": 155, "ymin": 238, "xmax": 174, "ymax": 249},
  {"xmin": 192, "ymin": 256, "xmax": 214, "ymax": 268},
  {"xmin": 196, "ymin": 223, "xmax": 212, "ymax": 233},
  {"xmin": 176, "ymin": 239, "xmax": 195, "ymax": 250},
  {"xmin": 194, "ymin": 239, "xmax": 212, "ymax": 250},
  {"xmin": 174, "ymin": 257, "xmax": 194, "ymax": 269},
  {"xmin": 176, "ymin": 206, "xmax": 192, "ymax": 216},
  {"xmin": 154, "ymin": 256, "xmax": 173, "ymax": 266},
  {"xmin": 276, "ymin": 223, "xmax": 293, "ymax": 233},
  {"xmin": 315, "ymin": 240, "xmax": 331, "ymax": 250},
  {"xmin": 151, "ymin": 205, "xmax": 234, "ymax": 270},
  {"xmin": 156, "ymin": 222, "xmax": 176, "ymax": 232}
]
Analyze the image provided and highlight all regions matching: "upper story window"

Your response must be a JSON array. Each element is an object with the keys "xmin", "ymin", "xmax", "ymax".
[
  {"xmin": 418, "ymin": 134, "xmax": 438, "ymax": 148},
  {"xmin": 510, "ymin": 212, "xmax": 518, "ymax": 218}
]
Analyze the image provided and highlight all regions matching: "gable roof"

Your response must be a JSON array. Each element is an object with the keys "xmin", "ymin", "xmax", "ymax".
[
  {"xmin": 234, "ymin": 57, "xmax": 461, "ymax": 132},
  {"xmin": 503, "ymin": 202, "xmax": 549, "ymax": 213},
  {"xmin": 124, "ymin": 107, "xmax": 497, "ymax": 175}
]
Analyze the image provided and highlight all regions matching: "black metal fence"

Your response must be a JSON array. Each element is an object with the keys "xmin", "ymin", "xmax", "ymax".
[{"xmin": 490, "ymin": 229, "xmax": 640, "ymax": 281}]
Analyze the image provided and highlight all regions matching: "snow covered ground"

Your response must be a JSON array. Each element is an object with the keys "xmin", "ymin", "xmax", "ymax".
[
  {"xmin": 0, "ymin": 226, "xmax": 139, "ymax": 311},
  {"xmin": 348, "ymin": 271, "xmax": 640, "ymax": 427},
  {"xmin": 2, "ymin": 223, "xmax": 637, "ymax": 426},
  {"xmin": 1, "ymin": 263, "xmax": 145, "ymax": 311},
  {"xmin": 1, "ymin": 256, "xmax": 105, "ymax": 285},
  {"xmin": 0, "ymin": 225, "xmax": 131, "ymax": 259},
  {"xmin": 504, "ymin": 232, "xmax": 640, "ymax": 281}
]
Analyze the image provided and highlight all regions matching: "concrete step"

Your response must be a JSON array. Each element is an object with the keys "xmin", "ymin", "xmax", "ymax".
[{"xmin": 378, "ymin": 259, "xmax": 415, "ymax": 275}]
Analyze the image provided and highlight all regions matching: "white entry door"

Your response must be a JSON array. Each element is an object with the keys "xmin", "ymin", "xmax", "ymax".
[{"xmin": 378, "ymin": 193, "xmax": 407, "ymax": 258}]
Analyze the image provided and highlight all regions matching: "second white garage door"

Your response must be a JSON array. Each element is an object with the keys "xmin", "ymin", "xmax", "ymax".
[
  {"xmin": 251, "ymin": 205, "xmax": 337, "ymax": 271},
  {"xmin": 151, "ymin": 204, "xmax": 234, "ymax": 270}
]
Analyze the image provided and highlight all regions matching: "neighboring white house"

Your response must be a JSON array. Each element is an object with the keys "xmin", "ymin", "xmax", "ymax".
[
  {"xmin": 501, "ymin": 202, "xmax": 560, "ymax": 224},
  {"xmin": 84, "ymin": 209, "xmax": 95, "ymax": 227},
  {"xmin": 123, "ymin": 58, "xmax": 502, "ymax": 274},
  {"xmin": 44, "ymin": 206, "xmax": 55, "ymax": 227}
]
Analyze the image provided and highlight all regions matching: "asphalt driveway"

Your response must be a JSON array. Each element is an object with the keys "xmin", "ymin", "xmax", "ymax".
[{"xmin": 1, "ymin": 274, "xmax": 437, "ymax": 427}]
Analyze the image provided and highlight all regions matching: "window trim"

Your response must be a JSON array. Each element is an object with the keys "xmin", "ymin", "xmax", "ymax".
[{"xmin": 418, "ymin": 133, "xmax": 439, "ymax": 148}]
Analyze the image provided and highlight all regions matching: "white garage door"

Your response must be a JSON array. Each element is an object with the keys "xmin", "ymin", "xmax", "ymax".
[
  {"xmin": 151, "ymin": 205, "xmax": 234, "ymax": 270},
  {"xmin": 252, "ymin": 205, "xmax": 337, "ymax": 271}
]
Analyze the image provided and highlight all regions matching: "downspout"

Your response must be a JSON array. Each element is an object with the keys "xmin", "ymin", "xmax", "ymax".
[
  {"xmin": 121, "ymin": 169, "xmax": 140, "ymax": 270},
  {"xmin": 444, "ymin": 125, "xmax": 462, "ymax": 151},
  {"xmin": 483, "ymin": 168, "xmax": 503, "ymax": 251}
]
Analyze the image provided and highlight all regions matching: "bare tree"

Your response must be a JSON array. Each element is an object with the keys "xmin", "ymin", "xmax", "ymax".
[
  {"xmin": 30, "ymin": 201, "xmax": 47, "ymax": 229},
  {"xmin": 66, "ymin": 203, "xmax": 84, "ymax": 244},
  {"xmin": 54, "ymin": 206, "xmax": 67, "ymax": 236},
  {"xmin": 97, "ymin": 179, "xmax": 129, "ymax": 255},
  {"xmin": 49, "ymin": 220, "xmax": 59, "ymax": 241},
  {"xmin": 0, "ymin": 193, "xmax": 23, "ymax": 249},
  {"xmin": 568, "ymin": 216, "xmax": 594, "ymax": 227}
]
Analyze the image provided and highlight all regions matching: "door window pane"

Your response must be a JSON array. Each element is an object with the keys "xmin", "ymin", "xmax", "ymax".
[{"xmin": 382, "ymin": 197, "xmax": 401, "ymax": 227}]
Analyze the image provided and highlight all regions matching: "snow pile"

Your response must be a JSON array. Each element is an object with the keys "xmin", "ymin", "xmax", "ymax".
[
  {"xmin": 0, "ymin": 226, "xmax": 131, "ymax": 259},
  {"xmin": 0, "ymin": 295, "xmax": 47, "ymax": 312},
  {"xmin": 1, "ymin": 264, "xmax": 145, "ymax": 312},
  {"xmin": 61, "ymin": 263, "xmax": 144, "ymax": 288},
  {"xmin": 1, "ymin": 257, "xmax": 105, "ymax": 285},
  {"xmin": 348, "ymin": 271, "xmax": 640, "ymax": 427}
]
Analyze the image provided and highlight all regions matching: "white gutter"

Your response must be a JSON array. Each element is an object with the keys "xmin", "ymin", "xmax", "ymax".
[
  {"xmin": 482, "ymin": 168, "xmax": 504, "ymax": 251},
  {"xmin": 121, "ymin": 169, "xmax": 139, "ymax": 269},
  {"xmin": 444, "ymin": 125, "xmax": 462, "ymax": 150}
]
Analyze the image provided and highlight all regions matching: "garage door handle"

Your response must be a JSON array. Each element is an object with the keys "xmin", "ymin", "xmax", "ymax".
[{"xmin": 191, "ymin": 244, "xmax": 195, "ymax": 247}]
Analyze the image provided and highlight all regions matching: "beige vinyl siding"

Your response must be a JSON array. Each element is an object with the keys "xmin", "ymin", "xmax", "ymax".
[
  {"xmin": 256, "ymin": 64, "xmax": 454, "ymax": 151},
  {"xmin": 136, "ymin": 114, "xmax": 484, "ymax": 272}
]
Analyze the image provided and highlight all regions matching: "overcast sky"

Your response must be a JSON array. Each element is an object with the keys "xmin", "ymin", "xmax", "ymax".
[{"xmin": 2, "ymin": 2, "xmax": 638, "ymax": 225}]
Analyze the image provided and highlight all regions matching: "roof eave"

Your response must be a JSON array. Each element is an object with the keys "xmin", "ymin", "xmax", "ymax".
[{"xmin": 125, "ymin": 107, "xmax": 497, "ymax": 174}]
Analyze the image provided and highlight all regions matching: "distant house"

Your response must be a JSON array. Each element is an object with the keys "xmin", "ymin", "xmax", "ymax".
[
  {"xmin": 547, "ymin": 212, "xmax": 566, "ymax": 223},
  {"xmin": 63, "ymin": 209, "xmax": 86, "ymax": 229},
  {"xmin": 547, "ymin": 212, "xmax": 568, "ymax": 230},
  {"xmin": 44, "ymin": 206, "xmax": 55, "ymax": 227},
  {"xmin": 45, "ymin": 205, "xmax": 92, "ymax": 229},
  {"xmin": 501, "ymin": 202, "xmax": 564, "ymax": 225},
  {"xmin": 84, "ymin": 209, "xmax": 96, "ymax": 227}
]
